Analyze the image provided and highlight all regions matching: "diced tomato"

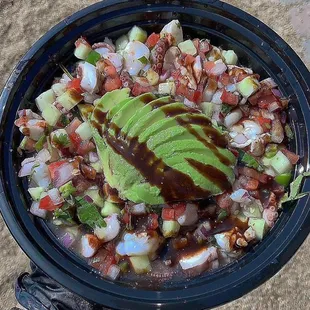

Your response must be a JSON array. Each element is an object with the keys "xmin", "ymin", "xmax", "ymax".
[
  {"xmin": 258, "ymin": 95, "xmax": 279, "ymax": 109},
  {"xmin": 173, "ymin": 203, "xmax": 186, "ymax": 218},
  {"xmin": 90, "ymin": 248, "xmax": 116, "ymax": 275},
  {"xmin": 215, "ymin": 192, "xmax": 232, "ymax": 209},
  {"xmin": 259, "ymin": 173, "xmax": 272, "ymax": 184},
  {"xmin": 256, "ymin": 116, "xmax": 272, "ymax": 131},
  {"xmin": 75, "ymin": 36, "xmax": 91, "ymax": 48},
  {"xmin": 104, "ymin": 76, "xmax": 122, "ymax": 92},
  {"xmin": 281, "ymin": 148, "xmax": 300, "ymax": 165},
  {"xmin": 66, "ymin": 118, "xmax": 82, "ymax": 135},
  {"xmin": 248, "ymin": 88, "xmax": 273, "ymax": 106},
  {"xmin": 219, "ymin": 73, "xmax": 231, "ymax": 86},
  {"xmin": 239, "ymin": 175, "xmax": 259, "ymax": 191},
  {"xmin": 122, "ymin": 212, "xmax": 131, "ymax": 224},
  {"xmin": 147, "ymin": 213, "xmax": 159, "ymax": 230},
  {"xmin": 67, "ymin": 78, "xmax": 83, "ymax": 94},
  {"xmin": 184, "ymin": 54, "xmax": 196, "ymax": 66},
  {"xmin": 104, "ymin": 65, "xmax": 117, "ymax": 78},
  {"xmin": 162, "ymin": 208, "xmax": 175, "ymax": 220},
  {"xmin": 76, "ymin": 140, "xmax": 96, "ymax": 156},
  {"xmin": 68, "ymin": 132, "xmax": 82, "ymax": 150},
  {"xmin": 48, "ymin": 160, "xmax": 67, "ymax": 179},
  {"xmin": 220, "ymin": 89, "xmax": 239, "ymax": 106},
  {"xmin": 131, "ymin": 82, "xmax": 153, "ymax": 96},
  {"xmin": 237, "ymin": 73, "xmax": 249, "ymax": 82},
  {"xmin": 175, "ymin": 81, "xmax": 196, "ymax": 102},
  {"xmin": 39, "ymin": 195, "xmax": 62, "ymax": 211},
  {"xmin": 145, "ymin": 33, "xmax": 160, "ymax": 49},
  {"xmin": 203, "ymin": 61, "xmax": 215, "ymax": 74}
]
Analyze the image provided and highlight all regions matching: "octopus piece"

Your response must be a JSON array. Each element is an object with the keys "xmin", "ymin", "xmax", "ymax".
[
  {"xmin": 123, "ymin": 41, "xmax": 150, "ymax": 76},
  {"xmin": 160, "ymin": 19, "xmax": 183, "ymax": 46},
  {"xmin": 120, "ymin": 70, "xmax": 134, "ymax": 89},
  {"xmin": 214, "ymin": 229, "xmax": 237, "ymax": 252},
  {"xmin": 163, "ymin": 46, "xmax": 181, "ymax": 72},
  {"xmin": 77, "ymin": 62, "xmax": 100, "ymax": 94},
  {"xmin": 263, "ymin": 206, "xmax": 278, "ymax": 227},
  {"xmin": 150, "ymin": 37, "xmax": 169, "ymax": 75}
]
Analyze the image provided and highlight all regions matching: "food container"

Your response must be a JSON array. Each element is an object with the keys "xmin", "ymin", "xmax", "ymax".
[{"xmin": 0, "ymin": 1, "xmax": 310, "ymax": 309}]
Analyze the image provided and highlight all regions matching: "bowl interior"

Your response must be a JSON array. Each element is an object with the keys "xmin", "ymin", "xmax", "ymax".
[{"xmin": 1, "ymin": 1, "xmax": 310, "ymax": 308}]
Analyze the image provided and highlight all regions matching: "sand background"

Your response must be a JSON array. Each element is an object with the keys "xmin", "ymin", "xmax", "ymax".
[{"xmin": 0, "ymin": 0, "xmax": 309, "ymax": 309}]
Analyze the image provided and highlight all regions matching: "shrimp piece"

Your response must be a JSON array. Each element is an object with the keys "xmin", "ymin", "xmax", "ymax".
[
  {"xmin": 94, "ymin": 214, "xmax": 121, "ymax": 242},
  {"xmin": 77, "ymin": 62, "xmax": 100, "ymax": 94},
  {"xmin": 160, "ymin": 20, "xmax": 183, "ymax": 45},
  {"xmin": 81, "ymin": 234, "xmax": 101, "ymax": 258},
  {"xmin": 116, "ymin": 231, "xmax": 162, "ymax": 257}
]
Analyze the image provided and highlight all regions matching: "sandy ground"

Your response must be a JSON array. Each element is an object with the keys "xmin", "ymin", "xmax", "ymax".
[{"xmin": 0, "ymin": 0, "xmax": 309, "ymax": 309}]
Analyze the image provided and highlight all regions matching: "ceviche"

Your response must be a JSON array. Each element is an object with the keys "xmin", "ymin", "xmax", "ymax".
[{"xmin": 15, "ymin": 20, "xmax": 308, "ymax": 287}]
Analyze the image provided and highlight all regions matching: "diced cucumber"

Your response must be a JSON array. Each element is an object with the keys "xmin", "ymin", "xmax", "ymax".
[
  {"xmin": 86, "ymin": 50, "xmax": 101, "ymax": 66},
  {"xmin": 128, "ymin": 26, "xmax": 147, "ymax": 43},
  {"xmin": 57, "ymin": 89, "xmax": 83, "ymax": 111},
  {"xmin": 235, "ymin": 212, "xmax": 248, "ymax": 224},
  {"xmin": 237, "ymin": 76, "xmax": 260, "ymax": 98},
  {"xmin": 270, "ymin": 151, "xmax": 292, "ymax": 175},
  {"xmin": 59, "ymin": 181, "xmax": 76, "ymax": 198},
  {"xmin": 162, "ymin": 220, "xmax": 180, "ymax": 238},
  {"xmin": 222, "ymin": 50, "xmax": 238, "ymax": 65},
  {"xmin": 129, "ymin": 255, "xmax": 151, "ymax": 274},
  {"xmin": 177, "ymin": 39, "xmax": 197, "ymax": 55},
  {"xmin": 90, "ymin": 161, "xmax": 103, "ymax": 173},
  {"xmin": 84, "ymin": 189, "xmax": 104, "ymax": 207},
  {"xmin": 51, "ymin": 83, "xmax": 66, "ymax": 97},
  {"xmin": 35, "ymin": 135, "xmax": 47, "ymax": 152},
  {"xmin": 243, "ymin": 201, "xmax": 262, "ymax": 218},
  {"xmin": 248, "ymin": 218, "xmax": 268, "ymax": 240},
  {"xmin": 42, "ymin": 104, "xmax": 61, "ymax": 126},
  {"xmin": 261, "ymin": 156, "xmax": 272, "ymax": 167},
  {"xmin": 28, "ymin": 187, "xmax": 44, "ymax": 201},
  {"xmin": 201, "ymin": 102, "xmax": 213, "ymax": 118},
  {"xmin": 100, "ymin": 201, "xmax": 121, "ymax": 217},
  {"xmin": 158, "ymin": 82, "xmax": 176, "ymax": 95},
  {"xmin": 275, "ymin": 173, "xmax": 291, "ymax": 187},
  {"xmin": 35, "ymin": 89, "xmax": 55, "ymax": 112},
  {"xmin": 115, "ymin": 34, "xmax": 129, "ymax": 51},
  {"xmin": 75, "ymin": 122, "xmax": 92, "ymax": 140},
  {"xmin": 74, "ymin": 42, "xmax": 92, "ymax": 60}
]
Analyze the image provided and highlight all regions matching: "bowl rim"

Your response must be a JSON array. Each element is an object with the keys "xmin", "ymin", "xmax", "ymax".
[{"xmin": 1, "ymin": 0, "xmax": 310, "ymax": 309}]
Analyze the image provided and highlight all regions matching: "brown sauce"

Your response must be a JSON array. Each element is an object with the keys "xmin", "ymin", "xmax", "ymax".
[{"xmin": 186, "ymin": 158, "xmax": 231, "ymax": 191}]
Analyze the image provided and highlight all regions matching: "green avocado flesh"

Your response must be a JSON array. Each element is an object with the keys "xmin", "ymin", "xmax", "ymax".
[{"xmin": 91, "ymin": 90, "xmax": 236, "ymax": 204}]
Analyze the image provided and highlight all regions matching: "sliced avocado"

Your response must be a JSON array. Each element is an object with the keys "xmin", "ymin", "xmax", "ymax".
[
  {"xmin": 128, "ymin": 102, "xmax": 187, "ymax": 138},
  {"xmin": 121, "ymin": 96, "xmax": 172, "ymax": 134},
  {"xmin": 78, "ymin": 104, "xmax": 94, "ymax": 122},
  {"xmin": 154, "ymin": 139, "xmax": 235, "ymax": 166},
  {"xmin": 109, "ymin": 93, "xmax": 157, "ymax": 132},
  {"xmin": 91, "ymin": 88, "xmax": 130, "ymax": 124},
  {"xmin": 106, "ymin": 98, "xmax": 132, "ymax": 122},
  {"xmin": 125, "ymin": 183, "xmax": 163, "ymax": 204}
]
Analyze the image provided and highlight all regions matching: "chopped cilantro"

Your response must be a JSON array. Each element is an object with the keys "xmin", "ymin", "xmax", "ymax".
[
  {"xmin": 53, "ymin": 133, "xmax": 70, "ymax": 147},
  {"xmin": 239, "ymin": 150, "xmax": 264, "ymax": 172},
  {"xmin": 221, "ymin": 104, "xmax": 233, "ymax": 115},
  {"xmin": 138, "ymin": 56, "xmax": 149, "ymax": 65}
]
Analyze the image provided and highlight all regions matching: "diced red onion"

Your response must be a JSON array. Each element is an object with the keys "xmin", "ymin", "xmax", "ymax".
[
  {"xmin": 131, "ymin": 203, "xmax": 147, "ymax": 215},
  {"xmin": 230, "ymin": 189, "xmax": 251, "ymax": 204},
  {"xmin": 225, "ymin": 84, "xmax": 237, "ymax": 93},
  {"xmin": 84, "ymin": 195, "xmax": 93, "ymax": 203},
  {"xmin": 271, "ymin": 88, "xmax": 282, "ymax": 98},
  {"xmin": 210, "ymin": 61, "xmax": 227, "ymax": 76},
  {"xmin": 47, "ymin": 188, "xmax": 64, "ymax": 205},
  {"xmin": 18, "ymin": 161, "xmax": 37, "ymax": 177},
  {"xmin": 21, "ymin": 156, "xmax": 36, "ymax": 166},
  {"xmin": 89, "ymin": 152, "xmax": 99, "ymax": 163},
  {"xmin": 211, "ymin": 90, "xmax": 223, "ymax": 104},
  {"xmin": 18, "ymin": 109, "xmax": 42, "ymax": 119},
  {"xmin": 233, "ymin": 133, "xmax": 248, "ymax": 144},
  {"xmin": 107, "ymin": 264, "xmax": 121, "ymax": 280},
  {"xmin": 30, "ymin": 201, "xmax": 47, "ymax": 219},
  {"xmin": 183, "ymin": 98, "xmax": 196, "ymax": 109},
  {"xmin": 239, "ymin": 97, "xmax": 247, "ymax": 105},
  {"xmin": 268, "ymin": 101, "xmax": 282, "ymax": 112},
  {"xmin": 260, "ymin": 77, "xmax": 277, "ymax": 89},
  {"xmin": 31, "ymin": 163, "xmax": 51, "ymax": 188},
  {"xmin": 83, "ymin": 93, "xmax": 100, "ymax": 103},
  {"xmin": 61, "ymin": 232, "xmax": 75, "ymax": 248},
  {"xmin": 53, "ymin": 162, "xmax": 74, "ymax": 188},
  {"xmin": 36, "ymin": 149, "xmax": 51, "ymax": 163},
  {"xmin": 224, "ymin": 109, "xmax": 243, "ymax": 128}
]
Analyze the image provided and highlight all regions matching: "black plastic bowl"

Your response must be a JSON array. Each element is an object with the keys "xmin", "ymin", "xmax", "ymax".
[{"xmin": 1, "ymin": 1, "xmax": 310, "ymax": 309}]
